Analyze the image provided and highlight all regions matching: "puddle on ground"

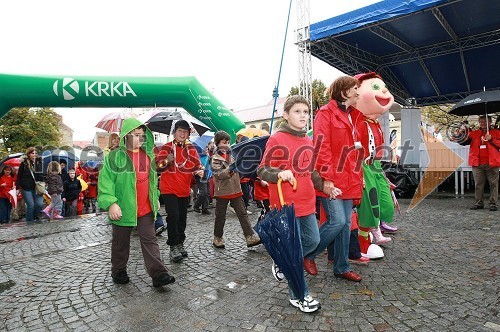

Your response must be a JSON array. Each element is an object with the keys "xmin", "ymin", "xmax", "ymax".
[
  {"xmin": 187, "ymin": 287, "xmax": 226, "ymax": 310},
  {"xmin": 426, "ymin": 194, "xmax": 468, "ymax": 199},
  {"xmin": 0, "ymin": 228, "xmax": 80, "ymax": 244},
  {"xmin": 0, "ymin": 280, "xmax": 15, "ymax": 293}
]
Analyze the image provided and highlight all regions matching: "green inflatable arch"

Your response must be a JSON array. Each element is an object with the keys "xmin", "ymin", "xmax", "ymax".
[{"xmin": 0, "ymin": 73, "xmax": 245, "ymax": 141}]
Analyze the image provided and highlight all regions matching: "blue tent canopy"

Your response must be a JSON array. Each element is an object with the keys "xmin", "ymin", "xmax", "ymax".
[{"xmin": 310, "ymin": 0, "xmax": 500, "ymax": 106}]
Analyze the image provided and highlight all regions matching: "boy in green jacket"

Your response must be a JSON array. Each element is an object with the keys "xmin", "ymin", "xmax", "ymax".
[{"xmin": 98, "ymin": 118, "xmax": 175, "ymax": 287}]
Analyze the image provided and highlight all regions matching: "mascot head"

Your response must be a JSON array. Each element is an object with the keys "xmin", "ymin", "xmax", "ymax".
[{"xmin": 354, "ymin": 72, "xmax": 394, "ymax": 119}]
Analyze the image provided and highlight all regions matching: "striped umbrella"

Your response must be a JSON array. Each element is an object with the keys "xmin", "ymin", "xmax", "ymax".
[{"xmin": 95, "ymin": 110, "xmax": 137, "ymax": 132}]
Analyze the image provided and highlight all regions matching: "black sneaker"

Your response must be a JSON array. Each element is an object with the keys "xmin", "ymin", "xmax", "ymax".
[
  {"xmin": 153, "ymin": 272, "xmax": 175, "ymax": 287},
  {"xmin": 201, "ymin": 209, "xmax": 211, "ymax": 215},
  {"xmin": 490, "ymin": 206, "xmax": 497, "ymax": 211},
  {"xmin": 112, "ymin": 271, "xmax": 130, "ymax": 284},
  {"xmin": 193, "ymin": 207, "xmax": 201, "ymax": 213},
  {"xmin": 170, "ymin": 246, "xmax": 183, "ymax": 262},
  {"xmin": 178, "ymin": 244, "xmax": 188, "ymax": 257},
  {"xmin": 470, "ymin": 205, "xmax": 484, "ymax": 210}
]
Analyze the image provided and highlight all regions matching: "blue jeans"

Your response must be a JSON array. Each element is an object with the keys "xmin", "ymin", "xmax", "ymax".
[
  {"xmin": 289, "ymin": 213, "xmax": 320, "ymax": 301},
  {"xmin": 306, "ymin": 198, "xmax": 352, "ymax": 274},
  {"xmin": 328, "ymin": 228, "xmax": 362, "ymax": 260},
  {"xmin": 297, "ymin": 214, "xmax": 321, "ymax": 257},
  {"xmin": 22, "ymin": 190, "xmax": 44, "ymax": 223}
]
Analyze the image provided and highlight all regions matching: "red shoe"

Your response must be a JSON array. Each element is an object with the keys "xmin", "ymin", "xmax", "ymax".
[
  {"xmin": 348, "ymin": 256, "xmax": 370, "ymax": 265},
  {"xmin": 303, "ymin": 258, "xmax": 318, "ymax": 275},
  {"xmin": 334, "ymin": 271, "xmax": 362, "ymax": 282}
]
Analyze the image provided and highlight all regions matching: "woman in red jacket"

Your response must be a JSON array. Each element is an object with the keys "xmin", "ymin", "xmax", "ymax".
[{"xmin": 304, "ymin": 76, "xmax": 363, "ymax": 282}]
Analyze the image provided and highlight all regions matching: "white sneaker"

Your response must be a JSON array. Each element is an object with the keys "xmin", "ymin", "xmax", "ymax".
[
  {"xmin": 246, "ymin": 210, "xmax": 253, "ymax": 215},
  {"xmin": 289, "ymin": 295, "xmax": 321, "ymax": 313},
  {"xmin": 271, "ymin": 262, "xmax": 284, "ymax": 282}
]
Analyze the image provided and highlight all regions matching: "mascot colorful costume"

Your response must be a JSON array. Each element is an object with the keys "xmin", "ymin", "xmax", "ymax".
[{"xmin": 354, "ymin": 72, "xmax": 395, "ymax": 258}]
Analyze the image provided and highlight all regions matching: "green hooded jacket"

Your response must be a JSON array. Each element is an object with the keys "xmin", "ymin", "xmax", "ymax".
[{"xmin": 97, "ymin": 118, "xmax": 160, "ymax": 226}]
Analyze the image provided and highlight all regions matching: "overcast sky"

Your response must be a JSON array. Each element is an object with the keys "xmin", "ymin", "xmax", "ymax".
[{"xmin": 0, "ymin": 0, "xmax": 379, "ymax": 141}]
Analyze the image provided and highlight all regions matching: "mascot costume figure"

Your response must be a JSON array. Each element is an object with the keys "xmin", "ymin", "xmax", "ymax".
[{"xmin": 353, "ymin": 72, "xmax": 396, "ymax": 259}]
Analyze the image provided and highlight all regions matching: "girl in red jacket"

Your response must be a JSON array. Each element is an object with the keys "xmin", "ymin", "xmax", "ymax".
[{"xmin": 0, "ymin": 165, "xmax": 15, "ymax": 223}]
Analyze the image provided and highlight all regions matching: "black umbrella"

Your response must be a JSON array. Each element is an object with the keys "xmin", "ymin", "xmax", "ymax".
[
  {"xmin": 230, "ymin": 136, "xmax": 270, "ymax": 179},
  {"xmin": 144, "ymin": 110, "xmax": 210, "ymax": 136},
  {"xmin": 449, "ymin": 90, "xmax": 500, "ymax": 116},
  {"xmin": 253, "ymin": 179, "xmax": 306, "ymax": 302}
]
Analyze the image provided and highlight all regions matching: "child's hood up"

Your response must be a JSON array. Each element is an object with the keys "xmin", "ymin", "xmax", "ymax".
[{"xmin": 118, "ymin": 118, "xmax": 155, "ymax": 152}]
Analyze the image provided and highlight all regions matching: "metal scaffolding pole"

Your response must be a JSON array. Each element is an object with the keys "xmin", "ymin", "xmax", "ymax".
[{"xmin": 296, "ymin": 0, "xmax": 313, "ymax": 130}]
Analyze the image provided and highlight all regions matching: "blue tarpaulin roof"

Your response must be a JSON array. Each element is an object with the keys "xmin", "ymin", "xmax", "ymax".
[{"xmin": 309, "ymin": 0, "xmax": 500, "ymax": 106}]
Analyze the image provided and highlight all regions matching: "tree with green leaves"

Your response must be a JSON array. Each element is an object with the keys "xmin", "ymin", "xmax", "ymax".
[
  {"xmin": 0, "ymin": 107, "xmax": 61, "ymax": 158},
  {"xmin": 420, "ymin": 104, "xmax": 476, "ymax": 140},
  {"xmin": 288, "ymin": 79, "xmax": 329, "ymax": 111}
]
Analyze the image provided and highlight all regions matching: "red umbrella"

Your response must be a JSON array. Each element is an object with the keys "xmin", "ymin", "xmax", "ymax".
[
  {"xmin": 0, "ymin": 153, "xmax": 22, "ymax": 168},
  {"xmin": 95, "ymin": 110, "xmax": 137, "ymax": 133}
]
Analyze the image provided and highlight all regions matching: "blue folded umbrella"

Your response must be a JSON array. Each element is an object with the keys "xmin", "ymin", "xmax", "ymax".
[{"xmin": 253, "ymin": 179, "xmax": 306, "ymax": 301}]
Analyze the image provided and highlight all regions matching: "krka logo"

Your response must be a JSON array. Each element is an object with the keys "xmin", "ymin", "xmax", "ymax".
[
  {"xmin": 53, "ymin": 78, "xmax": 137, "ymax": 100},
  {"xmin": 53, "ymin": 78, "xmax": 79, "ymax": 100}
]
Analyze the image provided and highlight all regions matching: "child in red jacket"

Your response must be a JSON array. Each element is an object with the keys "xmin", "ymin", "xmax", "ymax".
[
  {"xmin": 83, "ymin": 164, "xmax": 99, "ymax": 213},
  {"xmin": 0, "ymin": 165, "xmax": 15, "ymax": 223},
  {"xmin": 258, "ymin": 95, "xmax": 328, "ymax": 313}
]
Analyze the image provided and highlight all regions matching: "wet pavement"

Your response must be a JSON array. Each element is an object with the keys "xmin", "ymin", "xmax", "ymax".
[{"xmin": 0, "ymin": 196, "xmax": 498, "ymax": 331}]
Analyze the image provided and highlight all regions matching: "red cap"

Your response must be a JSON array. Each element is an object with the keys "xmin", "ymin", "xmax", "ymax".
[{"xmin": 354, "ymin": 72, "xmax": 381, "ymax": 82}]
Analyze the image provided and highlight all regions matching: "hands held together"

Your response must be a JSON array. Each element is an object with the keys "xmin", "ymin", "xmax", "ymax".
[{"xmin": 323, "ymin": 180, "xmax": 342, "ymax": 199}]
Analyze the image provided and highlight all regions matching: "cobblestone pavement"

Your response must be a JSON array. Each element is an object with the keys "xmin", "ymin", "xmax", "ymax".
[{"xmin": 0, "ymin": 197, "xmax": 498, "ymax": 332}]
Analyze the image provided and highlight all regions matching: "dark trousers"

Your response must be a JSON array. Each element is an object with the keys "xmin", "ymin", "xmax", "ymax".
[
  {"xmin": 327, "ymin": 228, "xmax": 362, "ymax": 260},
  {"xmin": 162, "ymin": 194, "xmax": 189, "ymax": 246},
  {"xmin": 240, "ymin": 182, "xmax": 251, "ymax": 208},
  {"xmin": 260, "ymin": 199, "xmax": 270, "ymax": 213},
  {"xmin": 194, "ymin": 179, "xmax": 210, "ymax": 211},
  {"xmin": 214, "ymin": 196, "xmax": 253, "ymax": 238},
  {"xmin": 0, "ymin": 197, "xmax": 12, "ymax": 223},
  {"xmin": 65, "ymin": 199, "xmax": 78, "ymax": 217},
  {"xmin": 111, "ymin": 212, "xmax": 168, "ymax": 280}
]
